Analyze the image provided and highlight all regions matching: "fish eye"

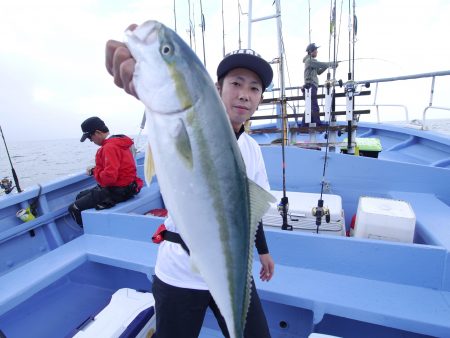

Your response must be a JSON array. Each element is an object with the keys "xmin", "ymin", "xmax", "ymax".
[{"xmin": 161, "ymin": 44, "xmax": 173, "ymax": 56}]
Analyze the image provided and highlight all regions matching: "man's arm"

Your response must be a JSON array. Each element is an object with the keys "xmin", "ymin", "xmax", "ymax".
[
  {"xmin": 311, "ymin": 59, "xmax": 338, "ymax": 75},
  {"xmin": 255, "ymin": 221, "xmax": 274, "ymax": 282}
]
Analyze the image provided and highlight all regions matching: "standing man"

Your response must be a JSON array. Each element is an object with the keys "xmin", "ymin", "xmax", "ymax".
[
  {"xmin": 68, "ymin": 116, "xmax": 143, "ymax": 226},
  {"xmin": 303, "ymin": 42, "xmax": 338, "ymax": 125},
  {"xmin": 106, "ymin": 33, "xmax": 274, "ymax": 337}
]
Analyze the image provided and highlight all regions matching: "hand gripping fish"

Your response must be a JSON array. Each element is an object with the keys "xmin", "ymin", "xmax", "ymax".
[{"xmin": 125, "ymin": 20, "xmax": 275, "ymax": 338}]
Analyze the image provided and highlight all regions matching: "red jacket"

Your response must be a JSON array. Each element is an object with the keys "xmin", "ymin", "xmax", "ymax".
[{"xmin": 93, "ymin": 135, "xmax": 144, "ymax": 190}]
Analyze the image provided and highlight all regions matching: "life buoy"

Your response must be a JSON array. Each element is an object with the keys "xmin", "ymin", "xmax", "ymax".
[{"xmin": 346, "ymin": 214, "xmax": 357, "ymax": 237}]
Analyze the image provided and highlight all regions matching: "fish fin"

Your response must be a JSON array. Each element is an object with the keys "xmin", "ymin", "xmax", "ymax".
[
  {"xmin": 175, "ymin": 118, "xmax": 193, "ymax": 169},
  {"xmin": 248, "ymin": 180, "xmax": 276, "ymax": 240},
  {"xmin": 144, "ymin": 142, "xmax": 156, "ymax": 185},
  {"xmin": 243, "ymin": 180, "xmax": 276, "ymax": 325}
]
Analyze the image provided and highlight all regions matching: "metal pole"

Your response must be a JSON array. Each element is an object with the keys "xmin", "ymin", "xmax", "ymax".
[{"xmin": 247, "ymin": 0, "xmax": 253, "ymax": 49}]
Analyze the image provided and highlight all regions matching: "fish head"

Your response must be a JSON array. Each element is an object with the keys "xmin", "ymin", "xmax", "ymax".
[{"xmin": 126, "ymin": 20, "xmax": 203, "ymax": 116}]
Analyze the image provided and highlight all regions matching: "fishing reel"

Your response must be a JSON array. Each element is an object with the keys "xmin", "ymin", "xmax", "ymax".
[
  {"xmin": 345, "ymin": 80, "xmax": 370, "ymax": 97},
  {"xmin": 345, "ymin": 80, "xmax": 357, "ymax": 98},
  {"xmin": 277, "ymin": 196, "xmax": 293, "ymax": 231},
  {"xmin": 312, "ymin": 199, "xmax": 331, "ymax": 227},
  {"xmin": 1, "ymin": 177, "xmax": 14, "ymax": 194},
  {"xmin": 277, "ymin": 199, "xmax": 289, "ymax": 215}
]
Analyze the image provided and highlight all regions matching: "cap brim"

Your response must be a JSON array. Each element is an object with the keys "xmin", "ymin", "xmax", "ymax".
[
  {"xmin": 217, "ymin": 53, "xmax": 273, "ymax": 90},
  {"xmin": 80, "ymin": 133, "xmax": 89, "ymax": 142}
]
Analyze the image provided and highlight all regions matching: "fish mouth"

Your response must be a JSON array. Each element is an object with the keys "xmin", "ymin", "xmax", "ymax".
[{"xmin": 131, "ymin": 20, "xmax": 162, "ymax": 43}]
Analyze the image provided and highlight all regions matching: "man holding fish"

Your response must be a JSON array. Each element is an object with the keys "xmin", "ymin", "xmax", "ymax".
[{"xmin": 106, "ymin": 21, "xmax": 275, "ymax": 338}]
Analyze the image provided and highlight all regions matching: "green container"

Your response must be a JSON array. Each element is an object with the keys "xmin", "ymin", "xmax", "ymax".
[{"xmin": 341, "ymin": 137, "xmax": 382, "ymax": 158}]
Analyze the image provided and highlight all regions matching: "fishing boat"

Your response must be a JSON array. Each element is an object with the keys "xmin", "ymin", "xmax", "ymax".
[{"xmin": 1, "ymin": 1, "xmax": 450, "ymax": 337}]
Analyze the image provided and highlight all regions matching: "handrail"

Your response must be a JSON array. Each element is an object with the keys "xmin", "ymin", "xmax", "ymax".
[
  {"xmin": 253, "ymin": 70, "xmax": 450, "ymax": 126},
  {"xmin": 356, "ymin": 70, "xmax": 450, "ymax": 85},
  {"xmin": 422, "ymin": 106, "xmax": 450, "ymax": 130}
]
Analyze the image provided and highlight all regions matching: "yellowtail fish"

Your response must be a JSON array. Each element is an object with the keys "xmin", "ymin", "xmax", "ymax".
[{"xmin": 125, "ymin": 20, "xmax": 274, "ymax": 338}]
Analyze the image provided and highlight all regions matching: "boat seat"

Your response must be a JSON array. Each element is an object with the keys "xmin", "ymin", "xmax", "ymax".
[
  {"xmin": 0, "ymin": 213, "xmax": 161, "ymax": 318},
  {"xmin": 255, "ymin": 262, "xmax": 450, "ymax": 337},
  {"xmin": 254, "ymin": 225, "xmax": 450, "ymax": 337},
  {"xmin": 388, "ymin": 191, "xmax": 450, "ymax": 250},
  {"xmin": 0, "ymin": 237, "xmax": 87, "ymax": 316},
  {"xmin": 81, "ymin": 184, "xmax": 163, "ymax": 218},
  {"xmin": 378, "ymin": 150, "xmax": 433, "ymax": 165}
]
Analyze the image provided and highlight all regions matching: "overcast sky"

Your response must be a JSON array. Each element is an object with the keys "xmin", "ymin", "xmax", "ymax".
[{"xmin": 1, "ymin": 0, "xmax": 449, "ymax": 141}]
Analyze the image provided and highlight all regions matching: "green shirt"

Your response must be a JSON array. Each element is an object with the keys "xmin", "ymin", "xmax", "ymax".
[{"xmin": 303, "ymin": 55, "xmax": 335, "ymax": 87}]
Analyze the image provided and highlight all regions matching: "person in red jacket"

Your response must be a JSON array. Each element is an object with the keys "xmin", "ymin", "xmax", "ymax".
[{"xmin": 68, "ymin": 116, "xmax": 143, "ymax": 226}]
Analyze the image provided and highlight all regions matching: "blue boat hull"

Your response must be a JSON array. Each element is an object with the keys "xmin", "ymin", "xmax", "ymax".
[{"xmin": 0, "ymin": 122, "xmax": 449, "ymax": 337}]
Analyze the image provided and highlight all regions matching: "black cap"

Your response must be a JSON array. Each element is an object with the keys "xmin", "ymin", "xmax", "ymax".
[
  {"xmin": 80, "ymin": 116, "xmax": 107, "ymax": 142},
  {"xmin": 306, "ymin": 43, "xmax": 319, "ymax": 53},
  {"xmin": 216, "ymin": 49, "xmax": 273, "ymax": 91}
]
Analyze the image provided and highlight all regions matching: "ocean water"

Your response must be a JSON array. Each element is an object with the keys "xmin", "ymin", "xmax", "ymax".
[
  {"xmin": 0, "ymin": 135, "xmax": 148, "ymax": 192},
  {"xmin": 1, "ymin": 120, "xmax": 449, "ymax": 192}
]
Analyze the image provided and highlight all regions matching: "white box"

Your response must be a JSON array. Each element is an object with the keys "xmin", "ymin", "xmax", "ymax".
[
  {"xmin": 263, "ymin": 191, "xmax": 345, "ymax": 235},
  {"xmin": 73, "ymin": 288, "xmax": 156, "ymax": 338},
  {"xmin": 353, "ymin": 196, "xmax": 416, "ymax": 243}
]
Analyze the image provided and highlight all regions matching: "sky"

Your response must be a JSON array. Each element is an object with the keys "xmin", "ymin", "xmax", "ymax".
[{"xmin": 1, "ymin": 0, "xmax": 449, "ymax": 142}]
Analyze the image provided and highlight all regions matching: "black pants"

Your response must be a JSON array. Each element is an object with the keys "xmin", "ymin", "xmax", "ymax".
[
  {"xmin": 152, "ymin": 275, "xmax": 271, "ymax": 338},
  {"xmin": 302, "ymin": 84, "xmax": 321, "ymax": 124},
  {"xmin": 68, "ymin": 183, "xmax": 137, "ymax": 225}
]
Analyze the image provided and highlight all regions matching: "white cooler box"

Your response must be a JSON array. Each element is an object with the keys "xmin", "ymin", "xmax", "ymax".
[
  {"xmin": 263, "ymin": 190, "xmax": 346, "ymax": 235},
  {"xmin": 353, "ymin": 196, "xmax": 416, "ymax": 243},
  {"xmin": 72, "ymin": 288, "xmax": 156, "ymax": 338}
]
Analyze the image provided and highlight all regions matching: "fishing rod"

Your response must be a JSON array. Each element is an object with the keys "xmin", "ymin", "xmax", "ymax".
[
  {"xmin": 187, "ymin": 0, "xmax": 193, "ymax": 48},
  {"xmin": 0, "ymin": 125, "xmax": 22, "ymax": 193},
  {"xmin": 338, "ymin": 57, "xmax": 392, "ymax": 63},
  {"xmin": 274, "ymin": 0, "xmax": 291, "ymax": 231},
  {"xmin": 221, "ymin": 0, "xmax": 226, "ymax": 57},
  {"xmin": 173, "ymin": 0, "xmax": 177, "ymax": 32},
  {"xmin": 237, "ymin": 0, "xmax": 243, "ymax": 49},
  {"xmin": 199, "ymin": 0, "xmax": 207, "ymax": 67},
  {"xmin": 312, "ymin": 0, "xmax": 339, "ymax": 233},
  {"xmin": 344, "ymin": 0, "xmax": 357, "ymax": 154}
]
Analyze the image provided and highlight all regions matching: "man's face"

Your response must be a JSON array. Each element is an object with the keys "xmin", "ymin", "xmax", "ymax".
[
  {"xmin": 311, "ymin": 49, "xmax": 318, "ymax": 57},
  {"xmin": 89, "ymin": 131, "xmax": 103, "ymax": 146},
  {"xmin": 218, "ymin": 67, "xmax": 263, "ymax": 132}
]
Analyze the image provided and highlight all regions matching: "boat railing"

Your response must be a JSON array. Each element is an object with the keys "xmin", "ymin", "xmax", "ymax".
[
  {"xmin": 255, "ymin": 70, "xmax": 450, "ymax": 130},
  {"xmin": 356, "ymin": 70, "xmax": 450, "ymax": 128},
  {"xmin": 422, "ymin": 106, "xmax": 450, "ymax": 129}
]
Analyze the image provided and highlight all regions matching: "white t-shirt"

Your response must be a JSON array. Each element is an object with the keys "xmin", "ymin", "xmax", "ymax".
[{"xmin": 154, "ymin": 132, "xmax": 270, "ymax": 290}]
